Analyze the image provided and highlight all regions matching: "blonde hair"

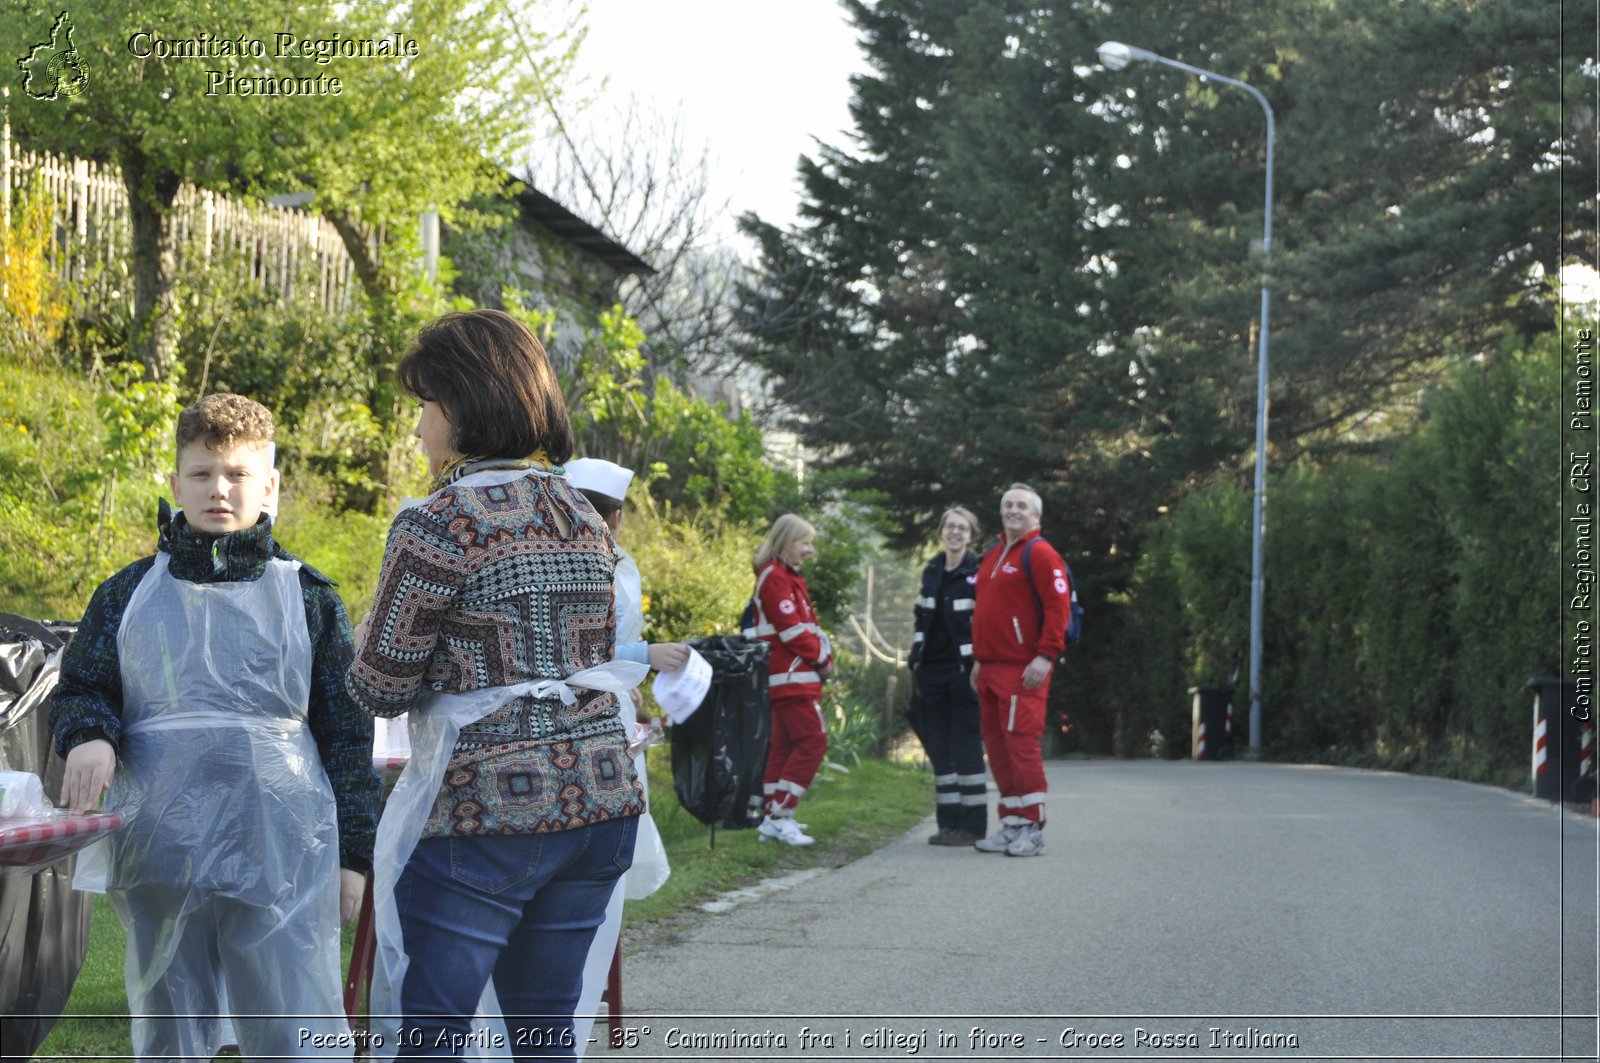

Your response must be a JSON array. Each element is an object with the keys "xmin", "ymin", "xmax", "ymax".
[
  {"xmin": 940, "ymin": 505, "xmax": 981, "ymax": 541},
  {"xmin": 754, "ymin": 513, "xmax": 817, "ymax": 572}
]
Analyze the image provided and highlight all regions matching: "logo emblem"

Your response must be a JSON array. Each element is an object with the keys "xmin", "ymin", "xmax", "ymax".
[
  {"xmin": 778, "ymin": 599, "xmax": 797, "ymax": 614},
  {"xmin": 1054, "ymin": 578, "xmax": 1068, "ymax": 594},
  {"xmin": 18, "ymin": 12, "xmax": 89, "ymax": 101}
]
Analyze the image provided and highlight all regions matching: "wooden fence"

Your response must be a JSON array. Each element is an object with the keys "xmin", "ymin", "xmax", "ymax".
[{"xmin": 1, "ymin": 111, "xmax": 357, "ymax": 316}]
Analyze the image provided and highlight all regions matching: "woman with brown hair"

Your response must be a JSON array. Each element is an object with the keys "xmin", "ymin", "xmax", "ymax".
[
  {"xmin": 348, "ymin": 309, "xmax": 644, "ymax": 1060},
  {"xmin": 909, "ymin": 505, "xmax": 987, "ymax": 845}
]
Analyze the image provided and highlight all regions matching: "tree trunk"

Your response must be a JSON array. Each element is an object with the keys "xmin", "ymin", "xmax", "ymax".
[
  {"xmin": 325, "ymin": 209, "xmax": 387, "ymax": 303},
  {"xmin": 326, "ymin": 208, "xmax": 406, "ymax": 511},
  {"xmin": 120, "ymin": 147, "xmax": 181, "ymax": 381}
]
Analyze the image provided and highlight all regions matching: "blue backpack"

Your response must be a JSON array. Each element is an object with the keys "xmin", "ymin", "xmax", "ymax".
[{"xmin": 1020, "ymin": 538, "xmax": 1083, "ymax": 646}]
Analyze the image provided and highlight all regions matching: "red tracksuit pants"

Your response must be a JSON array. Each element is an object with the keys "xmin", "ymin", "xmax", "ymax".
[
  {"xmin": 975, "ymin": 662, "xmax": 1049, "ymax": 826},
  {"xmin": 764, "ymin": 695, "xmax": 829, "ymax": 817}
]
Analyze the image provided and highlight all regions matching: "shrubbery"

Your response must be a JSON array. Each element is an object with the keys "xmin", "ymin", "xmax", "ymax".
[
  {"xmin": 0, "ymin": 175, "xmax": 69, "ymax": 364},
  {"xmin": 0, "ymin": 233, "xmax": 871, "ymax": 684},
  {"xmin": 1110, "ymin": 324, "xmax": 1562, "ymax": 784}
]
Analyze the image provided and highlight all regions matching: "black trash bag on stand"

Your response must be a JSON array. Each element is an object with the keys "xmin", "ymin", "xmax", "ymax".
[
  {"xmin": 672, "ymin": 636, "xmax": 770, "ymax": 835},
  {"xmin": 0, "ymin": 613, "xmax": 90, "ymax": 1061}
]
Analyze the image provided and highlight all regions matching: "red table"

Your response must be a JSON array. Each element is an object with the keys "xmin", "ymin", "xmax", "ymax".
[{"xmin": 0, "ymin": 811, "xmax": 123, "ymax": 868}]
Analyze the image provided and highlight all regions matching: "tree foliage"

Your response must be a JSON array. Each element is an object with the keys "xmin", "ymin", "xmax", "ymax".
[
  {"xmin": 735, "ymin": 0, "xmax": 1590, "ymax": 748},
  {"xmin": 0, "ymin": 1, "xmax": 582, "ymax": 380},
  {"xmin": 739, "ymin": 0, "xmax": 1589, "ymax": 551},
  {"xmin": 1119, "ymin": 323, "xmax": 1561, "ymax": 778}
]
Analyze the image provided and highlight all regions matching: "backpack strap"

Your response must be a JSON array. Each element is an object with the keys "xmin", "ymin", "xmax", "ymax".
[
  {"xmin": 742, "ymin": 563, "xmax": 779, "ymax": 638},
  {"xmin": 1020, "ymin": 537, "xmax": 1083, "ymax": 648},
  {"xmin": 1020, "ymin": 537, "xmax": 1043, "ymax": 630}
]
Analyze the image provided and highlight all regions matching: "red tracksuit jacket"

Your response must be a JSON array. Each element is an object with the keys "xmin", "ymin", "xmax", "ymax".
[
  {"xmin": 746, "ymin": 561, "xmax": 832, "ymax": 700},
  {"xmin": 972, "ymin": 529, "xmax": 1073, "ymax": 666}
]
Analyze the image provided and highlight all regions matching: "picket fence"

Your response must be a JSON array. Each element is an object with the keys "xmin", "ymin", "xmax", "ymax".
[{"xmin": 1, "ymin": 113, "xmax": 358, "ymax": 315}]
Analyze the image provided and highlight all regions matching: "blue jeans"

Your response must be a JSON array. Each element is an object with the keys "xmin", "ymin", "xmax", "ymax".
[{"xmin": 393, "ymin": 816, "xmax": 638, "ymax": 1060}]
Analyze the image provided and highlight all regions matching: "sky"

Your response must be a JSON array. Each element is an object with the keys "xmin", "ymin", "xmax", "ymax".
[{"xmin": 561, "ymin": 0, "xmax": 867, "ymax": 247}]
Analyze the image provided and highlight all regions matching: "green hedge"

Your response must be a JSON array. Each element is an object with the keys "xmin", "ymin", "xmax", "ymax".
[{"xmin": 1112, "ymin": 325, "xmax": 1561, "ymax": 783}]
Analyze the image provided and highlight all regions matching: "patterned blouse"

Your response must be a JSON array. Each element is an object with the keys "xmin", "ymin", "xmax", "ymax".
[{"xmin": 346, "ymin": 469, "xmax": 644, "ymax": 837}]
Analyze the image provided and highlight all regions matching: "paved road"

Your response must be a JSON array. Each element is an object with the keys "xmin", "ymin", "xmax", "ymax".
[{"xmin": 608, "ymin": 760, "xmax": 1598, "ymax": 1062}]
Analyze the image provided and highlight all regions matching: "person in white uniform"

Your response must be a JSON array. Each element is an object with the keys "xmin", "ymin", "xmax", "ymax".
[{"xmin": 563, "ymin": 458, "xmax": 685, "ymax": 1052}]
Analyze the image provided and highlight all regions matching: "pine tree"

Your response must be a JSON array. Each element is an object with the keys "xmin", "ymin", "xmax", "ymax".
[{"xmin": 741, "ymin": 0, "xmax": 1590, "ymax": 551}]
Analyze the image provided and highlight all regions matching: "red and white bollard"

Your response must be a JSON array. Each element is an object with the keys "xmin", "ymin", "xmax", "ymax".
[
  {"xmin": 1190, "ymin": 687, "xmax": 1233, "ymax": 760},
  {"xmin": 1532, "ymin": 698, "xmax": 1548, "ymax": 784},
  {"xmin": 1529, "ymin": 678, "xmax": 1587, "ymax": 802}
]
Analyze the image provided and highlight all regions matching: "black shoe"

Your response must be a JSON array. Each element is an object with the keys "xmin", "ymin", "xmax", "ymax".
[{"xmin": 930, "ymin": 829, "xmax": 981, "ymax": 847}]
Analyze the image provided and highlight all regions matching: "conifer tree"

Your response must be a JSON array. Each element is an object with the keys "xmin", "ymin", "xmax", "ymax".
[{"xmin": 741, "ymin": 0, "xmax": 1591, "ymax": 555}]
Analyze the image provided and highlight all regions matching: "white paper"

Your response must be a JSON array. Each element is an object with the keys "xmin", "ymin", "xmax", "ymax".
[
  {"xmin": 374, "ymin": 713, "xmax": 411, "ymax": 760},
  {"xmin": 651, "ymin": 647, "xmax": 713, "ymax": 724}
]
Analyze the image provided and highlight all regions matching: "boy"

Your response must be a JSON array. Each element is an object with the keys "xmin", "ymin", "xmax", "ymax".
[{"xmin": 50, "ymin": 393, "xmax": 378, "ymax": 1061}]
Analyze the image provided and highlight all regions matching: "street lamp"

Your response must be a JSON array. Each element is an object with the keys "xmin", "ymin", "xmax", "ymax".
[{"xmin": 1095, "ymin": 40, "xmax": 1275, "ymax": 755}]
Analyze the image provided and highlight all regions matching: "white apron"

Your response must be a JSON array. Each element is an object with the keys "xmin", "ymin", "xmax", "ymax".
[
  {"xmin": 568, "ymin": 548, "xmax": 671, "ymax": 1057},
  {"xmin": 77, "ymin": 552, "xmax": 346, "ymax": 1060},
  {"xmin": 366, "ymin": 664, "xmax": 646, "ymax": 1061}
]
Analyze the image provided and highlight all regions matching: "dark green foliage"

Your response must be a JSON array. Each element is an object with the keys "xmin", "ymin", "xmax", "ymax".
[
  {"xmin": 737, "ymin": 0, "xmax": 1590, "ymax": 754},
  {"xmin": 1126, "ymin": 326, "xmax": 1561, "ymax": 780},
  {"xmin": 170, "ymin": 251, "xmax": 390, "ymax": 506}
]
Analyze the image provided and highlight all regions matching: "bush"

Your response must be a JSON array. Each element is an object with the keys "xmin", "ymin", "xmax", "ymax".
[
  {"xmin": 0, "ymin": 355, "xmax": 174, "ymax": 616},
  {"xmin": 1116, "ymin": 322, "xmax": 1562, "ymax": 780},
  {"xmin": 0, "ymin": 174, "xmax": 69, "ymax": 363},
  {"xmin": 619, "ymin": 504, "xmax": 760, "ymax": 641}
]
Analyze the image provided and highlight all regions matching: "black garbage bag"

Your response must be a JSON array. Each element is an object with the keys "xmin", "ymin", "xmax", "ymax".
[
  {"xmin": 0, "ymin": 613, "xmax": 91, "ymax": 1062},
  {"xmin": 672, "ymin": 636, "xmax": 770, "ymax": 830}
]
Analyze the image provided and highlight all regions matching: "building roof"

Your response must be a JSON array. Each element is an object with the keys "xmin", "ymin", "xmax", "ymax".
[{"xmin": 512, "ymin": 182, "xmax": 655, "ymax": 277}]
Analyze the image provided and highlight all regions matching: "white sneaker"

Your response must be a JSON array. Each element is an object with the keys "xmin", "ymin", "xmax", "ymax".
[
  {"xmin": 1004, "ymin": 825, "xmax": 1044, "ymax": 857},
  {"xmin": 758, "ymin": 815, "xmax": 815, "ymax": 847},
  {"xmin": 973, "ymin": 825, "xmax": 1021, "ymax": 853}
]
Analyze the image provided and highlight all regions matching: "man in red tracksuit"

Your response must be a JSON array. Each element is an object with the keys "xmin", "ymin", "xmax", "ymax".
[{"xmin": 970, "ymin": 482, "xmax": 1072, "ymax": 857}]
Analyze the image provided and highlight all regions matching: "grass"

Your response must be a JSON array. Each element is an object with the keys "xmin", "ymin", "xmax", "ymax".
[
  {"xmin": 29, "ymin": 748, "xmax": 933, "ymax": 1060},
  {"xmin": 624, "ymin": 747, "xmax": 931, "ymax": 935}
]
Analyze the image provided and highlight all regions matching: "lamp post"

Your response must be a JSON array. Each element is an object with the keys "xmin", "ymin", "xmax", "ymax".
[{"xmin": 1096, "ymin": 40, "xmax": 1274, "ymax": 755}]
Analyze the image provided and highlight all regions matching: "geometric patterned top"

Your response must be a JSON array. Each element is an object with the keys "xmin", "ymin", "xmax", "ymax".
[{"xmin": 348, "ymin": 471, "xmax": 645, "ymax": 837}]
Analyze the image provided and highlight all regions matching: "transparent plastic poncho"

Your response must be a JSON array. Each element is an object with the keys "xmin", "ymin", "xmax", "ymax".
[
  {"xmin": 75, "ymin": 553, "xmax": 348, "ymax": 1061},
  {"xmin": 366, "ymin": 666, "xmax": 645, "ymax": 1062},
  {"xmin": 609, "ymin": 547, "xmax": 668, "ymax": 900}
]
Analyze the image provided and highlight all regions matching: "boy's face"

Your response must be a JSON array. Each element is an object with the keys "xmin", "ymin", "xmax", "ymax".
[{"xmin": 171, "ymin": 439, "xmax": 278, "ymax": 535}]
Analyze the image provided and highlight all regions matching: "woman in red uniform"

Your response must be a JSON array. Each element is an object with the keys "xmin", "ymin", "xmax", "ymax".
[{"xmin": 745, "ymin": 514, "xmax": 833, "ymax": 846}]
